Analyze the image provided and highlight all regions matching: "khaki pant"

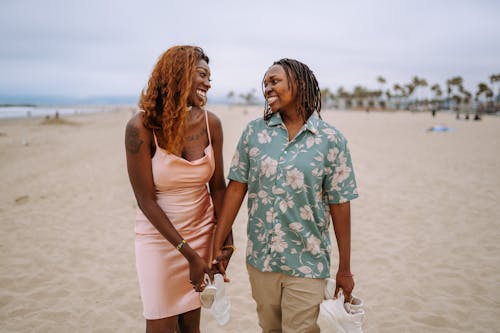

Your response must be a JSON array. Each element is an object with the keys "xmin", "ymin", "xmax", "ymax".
[{"xmin": 247, "ymin": 263, "xmax": 326, "ymax": 333}]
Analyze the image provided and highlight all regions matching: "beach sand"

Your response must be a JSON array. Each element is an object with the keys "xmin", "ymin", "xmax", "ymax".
[{"xmin": 0, "ymin": 106, "xmax": 499, "ymax": 332}]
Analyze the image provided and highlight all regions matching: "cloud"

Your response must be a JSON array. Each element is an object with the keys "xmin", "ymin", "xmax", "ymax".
[{"xmin": 0, "ymin": 0, "xmax": 499, "ymax": 99}]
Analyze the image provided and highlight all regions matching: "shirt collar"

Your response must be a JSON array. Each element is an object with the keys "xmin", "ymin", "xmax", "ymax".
[
  {"xmin": 268, "ymin": 111, "xmax": 320, "ymax": 135},
  {"xmin": 267, "ymin": 112, "xmax": 283, "ymax": 127},
  {"xmin": 305, "ymin": 111, "xmax": 320, "ymax": 135}
]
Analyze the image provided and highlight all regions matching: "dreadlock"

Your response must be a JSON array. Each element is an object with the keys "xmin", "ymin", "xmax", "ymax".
[
  {"xmin": 139, "ymin": 45, "xmax": 209, "ymax": 155},
  {"xmin": 263, "ymin": 58, "xmax": 322, "ymax": 121}
]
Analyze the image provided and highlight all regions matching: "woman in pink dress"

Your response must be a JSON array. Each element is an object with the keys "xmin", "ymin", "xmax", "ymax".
[{"xmin": 125, "ymin": 45, "xmax": 234, "ymax": 333}]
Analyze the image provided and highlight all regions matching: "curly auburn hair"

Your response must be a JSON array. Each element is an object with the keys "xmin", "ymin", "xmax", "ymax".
[
  {"xmin": 263, "ymin": 58, "xmax": 321, "ymax": 122},
  {"xmin": 139, "ymin": 45, "xmax": 209, "ymax": 155}
]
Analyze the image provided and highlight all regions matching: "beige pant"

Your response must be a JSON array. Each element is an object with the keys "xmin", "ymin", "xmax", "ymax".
[{"xmin": 247, "ymin": 263, "xmax": 326, "ymax": 333}]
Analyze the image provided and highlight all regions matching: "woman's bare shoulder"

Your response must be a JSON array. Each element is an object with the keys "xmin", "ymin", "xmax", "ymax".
[
  {"xmin": 125, "ymin": 111, "xmax": 153, "ymax": 154},
  {"xmin": 127, "ymin": 111, "xmax": 146, "ymax": 127},
  {"xmin": 206, "ymin": 110, "xmax": 222, "ymax": 129}
]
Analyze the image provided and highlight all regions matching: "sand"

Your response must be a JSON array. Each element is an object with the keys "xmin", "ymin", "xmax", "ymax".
[{"xmin": 0, "ymin": 106, "xmax": 499, "ymax": 332}]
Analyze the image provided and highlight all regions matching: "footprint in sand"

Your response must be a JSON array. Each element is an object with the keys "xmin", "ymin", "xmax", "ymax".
[{"xmin": 14, "ymin": 195, "xmax": 29, "ymax": 204}]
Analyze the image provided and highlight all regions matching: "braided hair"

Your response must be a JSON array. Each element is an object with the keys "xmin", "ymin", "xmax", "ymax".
[{"xmin": 263, "ymin": 58, "xmax": 322, "ymax": 121}]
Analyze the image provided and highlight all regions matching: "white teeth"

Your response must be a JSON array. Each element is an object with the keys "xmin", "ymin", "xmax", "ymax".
[
  {"xmin": 267, "ymin": 96, "xmax": 277, "ymax": 104},
  {"xmin": 196, "ymin": 89, "xmax": 207, "ymax": 106}
]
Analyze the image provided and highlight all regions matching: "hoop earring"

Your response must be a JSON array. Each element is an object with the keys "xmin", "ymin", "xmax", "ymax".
[
  {"xmin": 264, "ymin": 103, "xmax": 272, "ymax": 120},
  {"xmin": 200, "ymin": 95, "xmax": 207, "ymax": 107}
]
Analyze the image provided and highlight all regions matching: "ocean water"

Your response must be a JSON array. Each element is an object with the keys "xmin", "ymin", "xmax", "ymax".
[{"xmin": 0, "ymin": 105, "xmax": 133, "ymax": 119}]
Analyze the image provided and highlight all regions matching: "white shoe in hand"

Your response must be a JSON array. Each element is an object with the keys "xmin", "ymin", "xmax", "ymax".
[
  {"xmin": 211, "ymin": 273, "xmax": 230, "ymax": 326},
  {"xmin": 331, "ymin": 291, "xmax": 364, "ymax": 333},
  {"xmin": 200, "ymin": 273, "xmax": 216, "ymax": 308},
  {"xmin": 319, "ymin": 278, "xmax": 364, "ymax": 333},
  {"xmin": 324, "ymin": 278, "xmax": 363, "ymax": 311}
]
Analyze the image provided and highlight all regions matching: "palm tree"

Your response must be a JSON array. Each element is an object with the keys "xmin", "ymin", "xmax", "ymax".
[
  {"xmin": 352, "ymin": 86, "xmax": 368, "ymax": 109},
  {"xmin": 377, "ymin": 76, "xmax": 387, "ymax": 85},
  {"xmin": 336, "ymin": 86, "xmax": 348, "ymax": 98},
  {"xmin": 459, "ymin": 85, "xmax": 472, "ymax": 119},
  {"xmin": 446, "ymin": 76, "xmax": 463, "ymax": 111},
  {"xmin": 377, "ymin": 76, "xmax": 386, "ymax": 92},
  {"xmin": 446, "ymin": 79, "xmax": 452, "ymax": 110},
  {"xmin": 376, "ymin": 76, "xmax": 387, "ymax": 109},
  {"xmin": 430, "ymin": 83, "xmax": 442, "ymax": 115},
  {"xmin": 336, "ymin": 87, "xmax": 350, "ymax": 109},
  {"xmin": 239, "ymin": 89, "xmax": 257, "ymax": 105},
  {"xmin": 490, "ymin": 74, "xmax": 500, "ymax": 110},
  {"xmin": 411, "ymin": 76, "xmax": 428, "ymax": 108},
  {"xmin": 449, "ymin": 76, "xmax": 464, "ymax": 86},
  {"xmin": 226, "ymin": 91, "xmax": 235, "ymax": 105},
  {"xmin": 372, "ymin": 90, "xmax": 383, "ymax": 109},
  {"xmin": 490, "ymin": 74, "xmax": 500, "ymax": 93},
  {"xmin": 385, "ymin": 90, "xmax": 393, "ymax": 110},
  {"xmin": 419, "ymin": 78, "xmax": 428, "ymax": 108},
  {"xmin": 404, "ymin": 83, "xmax": 416, "ymax": 109},
  {"xmin": 393, "ymin": 84, "xmax": 405, "ymax": 110},
  {"xmin": 476, "ymin": 82, "xmax": 494, "ymax": 114},
  {"xmin": 452, "ymin": 94, "xmax": 462, "ymax": 119},
  {"xmin": 475, "ymin": 83, "xmax": 492, "ymax": 101},
  {"xmin": 320, "ymin": 88, "xmax": 333, "ymax": 109}
]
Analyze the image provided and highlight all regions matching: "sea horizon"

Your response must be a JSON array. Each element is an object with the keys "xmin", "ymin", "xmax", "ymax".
[{"xmin": 0, "ymin": 94, "xmax": 236, "ymax": 119}]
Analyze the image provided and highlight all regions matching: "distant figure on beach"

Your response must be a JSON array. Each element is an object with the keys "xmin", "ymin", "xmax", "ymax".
[
  {"xmin": 211, "ymin": 58, "xmax": 359, "ymax": 332},
  {"xmin": 125, "ymin": 45, "xmax": 233, "ymax": 333}
]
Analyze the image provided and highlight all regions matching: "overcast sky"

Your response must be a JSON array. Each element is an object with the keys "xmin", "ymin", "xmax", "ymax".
[{"xmin": 1, "ymin": 0, "xmax": 499, "ymax": 101}]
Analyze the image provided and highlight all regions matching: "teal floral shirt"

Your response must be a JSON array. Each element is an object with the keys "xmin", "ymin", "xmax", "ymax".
[{"xmin": 229, "ymin": 112, "xmax": 358, "ymax": 278}]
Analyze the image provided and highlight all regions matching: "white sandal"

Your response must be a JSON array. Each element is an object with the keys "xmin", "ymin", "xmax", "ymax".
[
  {"xmin": 324, "ymin": 278, "xmax": 363, "ymax": 310},
  {"xmin": 199, "ymin": 273, "xmax": 216, "ymax": 308},
  {"xmin": 320, "ymin": 278, "xmax": 364, "ymax": 333},
  {"xmin": 211, "ymin": 273, "xmax": 231, "ymax": 325}
]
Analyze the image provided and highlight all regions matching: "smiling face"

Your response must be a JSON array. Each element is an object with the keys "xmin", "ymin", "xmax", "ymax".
[
  {"xmin": 263, "ymin": 64, "xmax": 297, "ymax": 114},
  {"xmin": 188, "ymin": 59, "xmax": 211, "ymax": 107}
]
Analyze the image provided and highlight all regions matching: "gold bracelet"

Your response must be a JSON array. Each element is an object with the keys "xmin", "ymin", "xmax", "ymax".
[
  {"xmin": 176, "ymin": 239, "xmax": 187, "ymax": 251},
  {"xmin": 222, "ymin": 244, "xmax": 236, "ymax": 252}
]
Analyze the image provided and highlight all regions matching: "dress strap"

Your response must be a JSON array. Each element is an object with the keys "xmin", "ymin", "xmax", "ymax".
[
  {"xmin": 152, "ymin": 130, "xmax": 159, "ymax": 147},
  {"xmin": 138, "ymin": 109, "xmax": 159, "ymax": 147},
  {"xmin": 204, "ymin": 109, "xmax": 212, "ymax": 146}
]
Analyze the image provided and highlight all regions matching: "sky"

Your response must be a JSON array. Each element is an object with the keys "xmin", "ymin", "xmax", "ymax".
[{"xmin": 0, "ymin": 0, "xmax": 499, "ymax": 103}]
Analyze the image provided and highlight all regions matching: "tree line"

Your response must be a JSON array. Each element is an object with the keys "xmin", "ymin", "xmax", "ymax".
[
  {"xmin": 226, "ymin": 74, "xmax": 500, "ymax": 115},
  {"xmin": 321, "ymin": 74, "xmax": 499, "ymax": 114}
]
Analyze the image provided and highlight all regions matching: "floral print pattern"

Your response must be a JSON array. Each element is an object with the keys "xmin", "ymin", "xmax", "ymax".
[{"xmin": 229, "ymin": 112, "xmax": 358, "ymax": 278}]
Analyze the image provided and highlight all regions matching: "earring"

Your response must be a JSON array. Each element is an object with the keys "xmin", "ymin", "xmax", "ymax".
[
  {"xmin": 264, "ymin": 103, "xmax": 272, "ymax": 119},
  {"xmin": 200, "ymin": 96, "xmax": 207, "ymax": 107}
]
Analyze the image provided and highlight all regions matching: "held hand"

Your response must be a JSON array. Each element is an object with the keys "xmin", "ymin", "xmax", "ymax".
[
  {"xmin": 334, "ymin": 271, "xmax": 355, "ymax": 303},
  {"xmin": 188, "ymin": 254, "xmax": 212, "ymax": 292},
  {"xmin": 211, "ymin": 248, "xmax": 234, "ymax": 282}
]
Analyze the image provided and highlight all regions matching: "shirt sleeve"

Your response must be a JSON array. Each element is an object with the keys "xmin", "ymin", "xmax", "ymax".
[
  {"xmin": 324, "ymin": 133, "xmax": 359, "ymax": 204},
  {"xmin": 228, "ymin": 122, "xmax": 251, "ymax": 183}
]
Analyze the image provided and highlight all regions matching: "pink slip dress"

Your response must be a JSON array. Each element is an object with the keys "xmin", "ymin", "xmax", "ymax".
[{"xmin": 135, "ymin": 109, "xmax": 216, "ymax": 319}]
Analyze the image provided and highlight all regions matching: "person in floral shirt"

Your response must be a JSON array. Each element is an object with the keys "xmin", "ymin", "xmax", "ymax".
[{"xmin": 212, "ymin": 58, "xmax": 358, "ymax": 333}]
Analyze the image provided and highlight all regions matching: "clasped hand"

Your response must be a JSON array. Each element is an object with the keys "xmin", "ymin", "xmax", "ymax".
[
  {"xmin": 189, "ymin": 248, "xmax": 233, "ymax": 292},
  {"xmin": 211, "ymin": 247, "xmax": 234, "ymax": 282}
]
